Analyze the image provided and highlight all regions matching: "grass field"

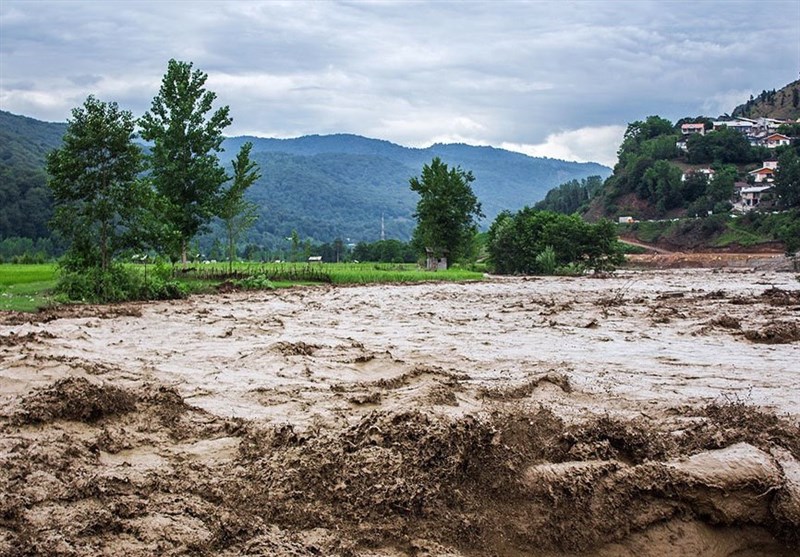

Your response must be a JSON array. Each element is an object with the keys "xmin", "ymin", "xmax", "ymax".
[
  {"xmin": 0, "ymin": 264, "xmax": 58, "ymax": 312},
  {"xmin": 0, "ymin": 262, "xmax": 484, "ymax": 312},
  {"xmin": 182, "ymin": 262, "xmax": 484, "ymax": 285}
]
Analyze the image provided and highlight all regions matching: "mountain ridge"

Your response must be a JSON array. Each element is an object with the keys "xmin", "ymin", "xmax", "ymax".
[{"xmin": 0, "ymin": 110, "xmax": 611, "ymax": 247}]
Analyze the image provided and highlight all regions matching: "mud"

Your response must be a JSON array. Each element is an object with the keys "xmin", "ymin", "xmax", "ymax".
[{"xmin": 1, "ymin": 269, "xmax": 799, "ymax": 556}]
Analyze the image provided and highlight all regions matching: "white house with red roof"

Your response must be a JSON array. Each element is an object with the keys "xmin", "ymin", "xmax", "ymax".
[
  {"xmin": 762, "ymin": 133, "xmax": 791, "ymax": 148},
  {"xmin": 680, "ymin": 123, "xmax": 706, "ymax": 136},
  {"xmin": 748, "ymin": 166, "xmax": 775, "ymax": 183}
]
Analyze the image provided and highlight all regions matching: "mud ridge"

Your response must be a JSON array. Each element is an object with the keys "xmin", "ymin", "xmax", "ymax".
[{"xmin": 2, "ymin": 378, "xmax": 799, "ymax": 556}]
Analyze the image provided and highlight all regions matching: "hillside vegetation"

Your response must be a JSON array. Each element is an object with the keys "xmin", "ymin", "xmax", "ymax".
[
  {"xmin": 0, "ymin": 111, "xmax": 610, "ymax": 252},
  {"xmin": 732, "ymin": 79, "xmax": 800, "ymax": 121},
  {"xmin": 0, "ymin": 112, "xmax": 66, "ymax": 239}
]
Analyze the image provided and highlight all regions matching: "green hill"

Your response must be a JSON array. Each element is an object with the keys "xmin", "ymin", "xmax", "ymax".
[
  {"xmin": 1, "ymin": 110, "xmax": 611, "ymax": 249},
  {"xmin": 732, "ymin": 79, "xmax": 800, "ymax": 121},
  {"xmin": 0, "ymin": 111, "xmax": 66, "ymax": 239}
]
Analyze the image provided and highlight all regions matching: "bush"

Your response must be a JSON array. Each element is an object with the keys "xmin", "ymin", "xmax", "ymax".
[
  {"xmin": 535, "ymin": 246, "xmax": 557, "ymax": 275},
  {"xmin": 233, "ymin": 274, "xmax": 276, "ymax": 291},
  {"xmin": 487, "ymin": 209, "xmax": 624, "ymax": 275},
  {"xmin": 56, "ymin": 264, "xmax": 186, "ymax": 303}
]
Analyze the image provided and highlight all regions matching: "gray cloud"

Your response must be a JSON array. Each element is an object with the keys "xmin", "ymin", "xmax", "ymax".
[{"xmin": 1, "ymin": 0, "xmax": 797, "ymax": 165}]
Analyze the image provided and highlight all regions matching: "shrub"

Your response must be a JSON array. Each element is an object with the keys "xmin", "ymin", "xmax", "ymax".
[
  {"xmin": 233, "ymin": 274, "xmax": 276, "ymax": 291},
  {"xmin": 55, "ymin": 263, "xmax": 186, "ymax": 303},
  {"xmin": 535, "ymin": 246, "xmax": 557, "ymax": 275}
]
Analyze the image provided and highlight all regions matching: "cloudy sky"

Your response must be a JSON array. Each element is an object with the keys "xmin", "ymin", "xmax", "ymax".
[{"xmin": 1, "ymin": 0, "xmax": 798, "ymax": 166}]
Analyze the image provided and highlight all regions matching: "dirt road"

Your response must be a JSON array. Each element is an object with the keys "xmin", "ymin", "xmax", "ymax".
[{"xmin": 1, "ymin": 269, "xmax": 799, "ymax": 556}]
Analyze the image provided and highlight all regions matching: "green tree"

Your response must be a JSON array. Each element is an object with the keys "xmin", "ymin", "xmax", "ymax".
[
  {"xmin": 218, "ymin": 142, "xmax": 261, "ymax": 272},
  {"xmin": 773, "ymin": 150, "xmax": 800, "ymax": 209},
  {"xmin": 46, "ymin": 95, "xmax": 147, "ymax": 277},
  {"xmin": 409, "ymin": 157, "xmax": 483, "ymax": 267},
  {"xmin": 486, "ymin": 208, "xmax": 622, "ymax": 274},
  {"xmin": 686, "ymin": 127, "xmax": 757, "ymax": 164},
  {"xmin": 617, "ymin": 116, "xmax": 674, "ymax": 165},
  {"xmin": 139, "ymin": 59, "xmax": 232, "ymax": 263},
  {"xmin": 707, "ymin": 165, "xmax": 737, "ymax": 205},
  {"xmin": 641, "ymin": 160, "xmax": 682, "ymax": 211}
]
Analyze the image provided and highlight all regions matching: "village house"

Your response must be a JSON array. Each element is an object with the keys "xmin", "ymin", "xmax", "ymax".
[
  {"xmin": 712, "ymin": 118, "xmax": 758, "ymax": 134},
  {"xmin": 739, "ymin": 185, "xmax": 773, "ymax": 209},
  {"xmin": 681, "ymin": 168, "xmax": 715, "ymax": 181},
  {"xmin": 748, "ymin": 166, "xmax": 775, "ymax": 183},
  {"xmin": 680, "ymin": 123, "xmax": 706, "ymax": 136},
  {"xmin": 762, "ymin": 133, "xmax": 791, "ymax": 148}
]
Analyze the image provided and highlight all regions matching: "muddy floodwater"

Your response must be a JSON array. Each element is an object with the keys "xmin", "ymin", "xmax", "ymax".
[{"xmin": 1, "ymin": 268, "xmax": 799, "ymax": 556}]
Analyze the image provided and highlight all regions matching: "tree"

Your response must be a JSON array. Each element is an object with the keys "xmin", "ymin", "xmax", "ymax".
[
  {"xmin": 686, "ymin": 127, "xmax": 757, "ymax": 164},
  {"xmin": 773, "ymin": 149, "xmax": 800, "ymax": 209},
  {"xmin": 486, "ymin": 208, "xmax": 623, "ymax": 274},
  {"xmin": 139, "ymin": 59, "xmax": 232, "ymax": 263},
  {"xmin": 218, "ymin": 142, "xmax": 261, "ymax": 272},
  {"xmin": 46, "ymin": 95, "xmax": 147, "ymax": 277},
  {"xmin": 641, "ymin": 160, "xmax": 682, "ymax": 211},
  {"xmin": 409, "ymin": 157, "xmax": 483, "ymax": 267}
]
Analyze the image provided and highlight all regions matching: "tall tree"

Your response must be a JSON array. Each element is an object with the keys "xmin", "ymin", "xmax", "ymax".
[
  {"xmin": 409, "ymin": 157, "xmax": 483, "ymax": 267},
  {"xmin": 139, "ymin": 59, "xmax": 232, "ymax": 263},
  {"xmin": 218, "ymin": 142, "xmax": 261, "ymax": 272},
  {"xmin": 773, "ymin": 149, "xmax": 800, "ymax": 209},
  {"xmin": 46, "ymin": 95, "xmax": 147, "ymax": 274}
]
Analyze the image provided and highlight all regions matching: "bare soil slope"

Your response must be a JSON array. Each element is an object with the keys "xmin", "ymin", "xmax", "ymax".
[{"xmin": 1, "ymin": 269, "xmax": 799, "ymax": 556}]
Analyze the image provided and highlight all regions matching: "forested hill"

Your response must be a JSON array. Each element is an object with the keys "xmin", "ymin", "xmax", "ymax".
[
  {"xmin": 221, "ymin": 134, "xmax": 610, "ymax": 244},
  {"xmin": 0, "ymin": 111, "xmax": 66, "ymax": 239},
  {"xmin": 0, "ymin": 110, "xmax": 610, "ymax": 246}
]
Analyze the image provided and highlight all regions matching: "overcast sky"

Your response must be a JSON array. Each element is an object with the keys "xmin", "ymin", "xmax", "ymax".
[{"xmin": 1, "ymin": 0, "xmax": 798, "ymax": 166}]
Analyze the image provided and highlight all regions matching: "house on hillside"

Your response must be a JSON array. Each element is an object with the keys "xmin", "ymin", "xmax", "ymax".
[
  {"xmin": 712, "ymin": 118, "xmax": 757, "ymax": 134},
  {"xmin": 681, "ymin": 168, "xmax": 715, "ymax": 182},
  {"xmin": 748, "ymin": 166, "xmax": 775, "ymax": 183},
  {"xmin": 762, "ymin": 133, "xmax": 791, "ymax": 148},
  {"xmin": 739, "ymin": 185, "xmax": 773, "ymax": 209},
  {"xmin": 681, "ymin": 123, "xmax": 706, "ymax": 136}
]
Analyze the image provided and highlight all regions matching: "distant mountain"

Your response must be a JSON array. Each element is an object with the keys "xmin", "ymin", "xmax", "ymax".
[
  {"xmin": 221, "ymin": 134, "xmax": 611, "ymax": 245},
  {"xmin": 731, "ymin": 79, "xmax": 800, "ymax": 121},
  {"xmin": 0, "ymin": 111, "xmax": 66, "ymax": 239},
  {"xmin": 0, "ymin": 110, "xmax": 611, "ymax": 247}
]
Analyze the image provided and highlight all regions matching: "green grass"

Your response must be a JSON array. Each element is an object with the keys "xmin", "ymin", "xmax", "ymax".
[
  {"xmin": 712, "ymin": 226, "xmax": 771, "ymax": 247},
  {"xmin": 0, "ymin": 261, "xmax": 484, "ymax": 312},
  {"xmin": 0, "ymin": 263, "xmax": 58, "ymax": 311},
  {"xmin": 176, "ymin": 262, "xmax": 484, "ymax": 285}
]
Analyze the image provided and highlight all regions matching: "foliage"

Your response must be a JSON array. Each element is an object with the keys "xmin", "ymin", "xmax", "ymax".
[
  {"xmin": 487, "ymin": 208, "xmax": 624, "ymax": 274},
  {"xmin": 686, "ymin": 127, "xmax": 762, "ymax": 164},
  {"xmin": 351, "ymin": 239, "xmax": 417, "ymax": 263},
  {"xmin": 232, "ymin": 274, "xmax": 275, "ymax": 290},
  {"xmin": 0, "ymin": 111, "xmax": 66, "ymax": 240},
  {"xmin": 640, "ymin": 160, "xmax": 683, "ymax": 211},
  {"xmin": 409, "ymin": 157, "xmax": 484, "ymax": 266},
  {"xmin": 617, "ymin": 116, "xmax": 676, "ymax": 166},
  {"xmin": 55, "ymin": 264, "xmax": 186, "ymax": 303},
  {"xmin": 3, "ymin": 111, "xmax": 611, "ymax": 253},
  {"xmin": 773, "ymin": 149, "xmax": 800, "ymax": 209},
  {"xmin": 534, "ymin": 245, "xmax": 557, "ymax": 275},
  {"xmin": 46, "ymin": 96, "xmax": 148, "ymax": 274},
  {"xmin": 218, "ymin": 142, "xmax": 261, "ymax": 272},
  {"xmin": 0, "ymin": 237, "xmax": 59, "ymax": 263},
  {"xmin": 534, "ymin": 175, "xmax": 604, "ymax": 214},
  {"xmin": 139, "ymin": 59, "xmax": 232, "ymax": 262}
]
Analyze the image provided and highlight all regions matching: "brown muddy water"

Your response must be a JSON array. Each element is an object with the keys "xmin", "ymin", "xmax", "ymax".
[{"xmin": 1, "ymin": 269, "xmax": 799, "ymax": 556}]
